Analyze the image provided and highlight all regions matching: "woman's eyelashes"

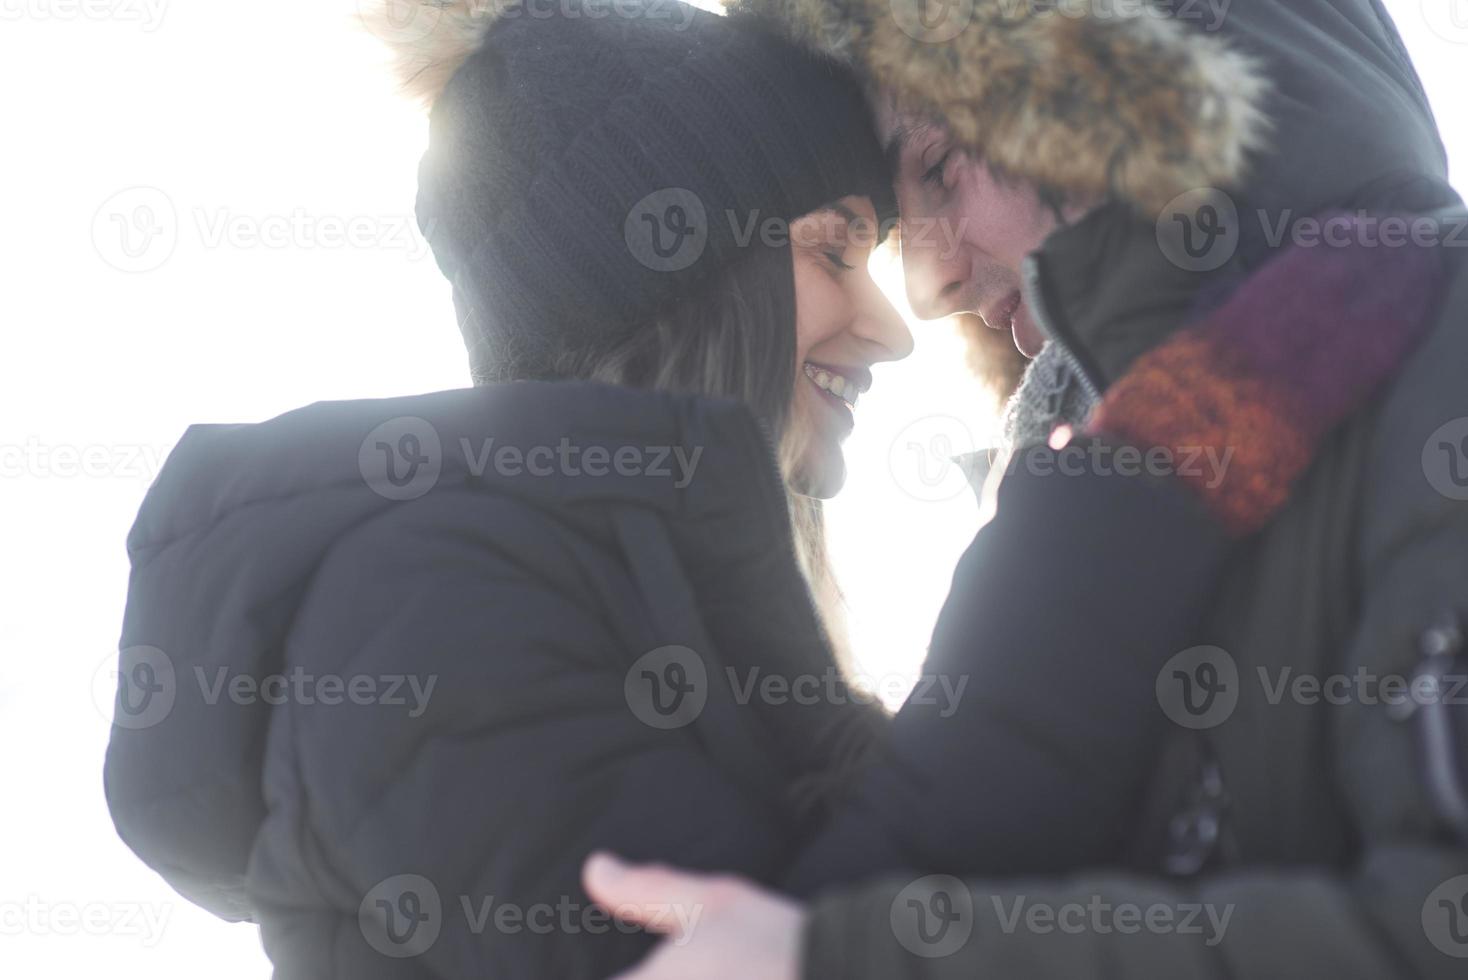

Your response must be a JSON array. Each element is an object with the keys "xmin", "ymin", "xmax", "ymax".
[
  {"xmin": 795, "ymin": 205, "xmax": 876, "ymax": 276},
  {"xmin": 823, "ymin": 247, "xmax": 855, "ymax": 273}
]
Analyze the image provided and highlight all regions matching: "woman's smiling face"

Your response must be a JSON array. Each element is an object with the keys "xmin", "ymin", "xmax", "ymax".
[{"xmin": 786, "ymin": 195, "xmax": 913, "ymax": 498}]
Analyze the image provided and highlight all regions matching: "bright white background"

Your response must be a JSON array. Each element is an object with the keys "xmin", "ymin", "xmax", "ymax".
[{"xmin": 1, "ymin": 1, "xmax": 1462, "ymax": 975}]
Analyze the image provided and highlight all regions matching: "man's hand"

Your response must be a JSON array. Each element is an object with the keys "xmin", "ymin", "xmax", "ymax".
[{"xmin": 582, "ymin": 852, "xmax": 806, "ymax": 980}]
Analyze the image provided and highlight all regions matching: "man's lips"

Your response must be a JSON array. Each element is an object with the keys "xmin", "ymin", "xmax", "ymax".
[{"xmin": 979, "ymin": 290, "xmax": 1023, "ymax": 335}]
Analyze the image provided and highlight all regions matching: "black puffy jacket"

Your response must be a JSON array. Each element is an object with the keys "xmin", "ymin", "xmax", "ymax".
[{"xmin": 103, "ymin": 381, "xmax": 880, "ymax": 978}]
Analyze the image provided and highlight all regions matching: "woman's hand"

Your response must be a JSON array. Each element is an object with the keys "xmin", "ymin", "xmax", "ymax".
[{"xmin": 582, "ymin": 853, "xmax": 806, "ymax": 980}]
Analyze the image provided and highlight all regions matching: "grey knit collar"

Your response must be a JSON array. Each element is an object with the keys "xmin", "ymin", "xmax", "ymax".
[
  {"xmin": 1003, "ymin": 342, "xmax": 1099, "ymax": 448},
  {"xmin": 956, "ymin": 342, "xmax": 1100, "ymax": 500}
]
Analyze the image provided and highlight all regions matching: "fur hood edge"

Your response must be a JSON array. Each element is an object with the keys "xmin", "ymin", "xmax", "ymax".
[{"xmin": 725, "ymin": 0, "xmax": 1272, "ymax": 215}]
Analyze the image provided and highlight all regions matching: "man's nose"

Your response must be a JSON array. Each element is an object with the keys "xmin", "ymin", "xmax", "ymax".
[{"xmin": 902, "ymin": 224, "xmax": 970, "ymax": 321}]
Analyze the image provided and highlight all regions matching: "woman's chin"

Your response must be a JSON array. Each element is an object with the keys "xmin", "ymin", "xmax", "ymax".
[
  {"xmin": 785, "ymin": 387, "xmax": 850, "ymax": 498},
  {"xmin": 791, "ymin": 451, "xmax": 846, "ymax": 499}
]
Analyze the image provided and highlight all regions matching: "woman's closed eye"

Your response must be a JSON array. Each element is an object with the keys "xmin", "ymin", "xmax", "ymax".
[
  {"xmin": 792, "ymin": 204, "xmax": 878, "ymax": 277},
  {"xmin": 823, "ymin": 248, "xmax": 855, "ymax": 272}
]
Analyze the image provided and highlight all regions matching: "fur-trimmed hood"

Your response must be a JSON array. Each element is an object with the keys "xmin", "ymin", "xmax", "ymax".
[
  {"xmin": 724, "ymin": 0, "xmax": 1452, "ymax": 222},
  {"xmin": 725, "ymin": 0, "xmax": 1270, "ymax": 214}
]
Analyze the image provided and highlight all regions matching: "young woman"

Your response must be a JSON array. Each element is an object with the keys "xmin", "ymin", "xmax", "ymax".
[{"xmin": 104, "ymin": 3, "xmax": 911, "ymax": 978}]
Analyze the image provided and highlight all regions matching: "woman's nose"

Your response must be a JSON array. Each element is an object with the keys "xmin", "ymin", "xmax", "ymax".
[{"xmin": 854, "ymin": 269, "xmax": 915, "ymax": 363}]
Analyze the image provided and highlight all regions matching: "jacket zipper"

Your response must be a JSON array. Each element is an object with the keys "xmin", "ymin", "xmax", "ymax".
[
  {"xmin": 1393, "ymin": 612, "xmax": 1468, "ymax": 840},
  {"xmin": 1022, "ymin": 253, "xmax": 1103, "ymax": 405},
  {"xmin": 749, "ymin": 414, "xmax": 801, "ymax": 564}
]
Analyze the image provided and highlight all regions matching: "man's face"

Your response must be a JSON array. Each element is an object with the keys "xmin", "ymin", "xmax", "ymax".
[{"xmin": 877, "ymin": 101, "xmax": 1066, "ymax": 358}]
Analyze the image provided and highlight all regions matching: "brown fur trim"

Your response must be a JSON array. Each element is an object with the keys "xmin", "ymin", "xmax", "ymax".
[
  {"xmin": 727, "ymin": 0, "xmax": 1270, "ymax": 215},
  {"xmin": 362, "ymin": 0, "xmax": 516, "ymax": 109}
]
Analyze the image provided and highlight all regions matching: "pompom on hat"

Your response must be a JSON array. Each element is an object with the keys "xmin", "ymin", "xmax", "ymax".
[{"xmin": 366, "ymin": 0, "xmax": 896, "ymax": 382}]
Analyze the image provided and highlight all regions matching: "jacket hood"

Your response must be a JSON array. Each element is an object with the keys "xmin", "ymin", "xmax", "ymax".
[
  {"xmin": 726, "ymin": 0, "xmax": 1271, "ymax": 215},
  {"xmin": 1029, "ymin": 0, "xmax": 1460, "ymax": 394},
  {"xmin": 729, "ymin": 0, "xmax": 1451, "ymax": 220},
  {"xmin": 102, "ymin": 382, "xmax": 806, "ymax": 921}
]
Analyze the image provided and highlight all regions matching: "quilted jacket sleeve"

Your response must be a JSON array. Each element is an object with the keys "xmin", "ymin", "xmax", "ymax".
[{"xmin": 785, "ymin": 448, "xmax": 1231, "ymax": 894}]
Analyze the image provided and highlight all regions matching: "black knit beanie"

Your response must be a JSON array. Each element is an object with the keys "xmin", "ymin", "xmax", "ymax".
[{"xmin": 407, "ymin": 0, "xmax": 893, "ymax": 383}]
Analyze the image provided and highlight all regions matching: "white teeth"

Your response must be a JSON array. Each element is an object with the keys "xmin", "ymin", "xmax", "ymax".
[{"xmin": 803, "ymin": 362, "xmax": 861, "ymax": 409}]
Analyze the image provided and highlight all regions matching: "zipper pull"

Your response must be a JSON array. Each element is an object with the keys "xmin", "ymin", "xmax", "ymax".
[
  {"xmin": 1406, "ymin": 610, "xmax": 1468, "ymax": 839},
  {"xmin": 1422, "ymin": 613, "xmax": 1465, "ymax": 659},
  {"xmin": 1389, "ymin": 611, "xmax": 1464, "ymax": 722}
]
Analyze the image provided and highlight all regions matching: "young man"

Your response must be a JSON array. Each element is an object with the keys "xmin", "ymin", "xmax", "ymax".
[{"xmin": 586, "ymin": 1, "xmax": 1468, "ymax": 977}]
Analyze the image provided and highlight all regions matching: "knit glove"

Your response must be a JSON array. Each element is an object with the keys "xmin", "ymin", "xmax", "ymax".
[{"xmin": 1087, "ymin": 215, "xmax": 1445, "ymax": 535}]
